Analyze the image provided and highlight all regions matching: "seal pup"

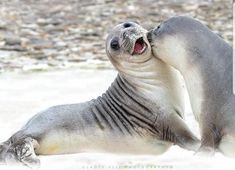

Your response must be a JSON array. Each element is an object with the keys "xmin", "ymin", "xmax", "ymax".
[
  {"xmin": 148, "ymin": 16, "xmax": 234, "ymax": 156},
  {"xmin": 0, "ymin": 22, "xmax": 199, "ymax": 167}
]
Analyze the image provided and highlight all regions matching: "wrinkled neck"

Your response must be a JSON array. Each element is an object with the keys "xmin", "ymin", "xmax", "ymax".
[
  {"xmin": 115, "ymin": 57, "xmax": 184, "ymax": 114},
  {"xmin": 89, "ymin": 75, "xmax": 158, "ymax": 136},
  {"xmin": 117, "ymin": 58, "xmax": 172, "ymax": 88}
]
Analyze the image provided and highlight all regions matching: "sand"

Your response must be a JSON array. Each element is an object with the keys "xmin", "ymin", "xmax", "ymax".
[{"xmin": 0, "ymin": 69, "xmax": 234, "ymax": 170}]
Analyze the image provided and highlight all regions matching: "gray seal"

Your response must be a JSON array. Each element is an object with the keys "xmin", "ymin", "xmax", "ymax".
[
  {"xmin": 148, "ymin": 16, "xmax": 234, "ymax": 157},
  {"xmin": 0, "ymin": 22, "xmax": 199, "ymax": 167}
]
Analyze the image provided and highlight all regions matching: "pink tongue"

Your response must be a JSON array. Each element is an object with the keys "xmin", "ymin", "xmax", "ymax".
[{"xmin": 134, "ymin": 42, "xmax": 144, "ymax": 54}]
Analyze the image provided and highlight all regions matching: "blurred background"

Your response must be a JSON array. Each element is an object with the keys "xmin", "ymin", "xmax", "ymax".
[{"xmin": 0, "ymin": 0, "xmax": 232, "ymax": 73}]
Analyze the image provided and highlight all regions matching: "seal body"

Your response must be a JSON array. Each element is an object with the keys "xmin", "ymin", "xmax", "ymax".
[
  {"xmin": 148, "ymin": 16, "xmax": 234, "ymax": 156},
  {"xmin": 8, "ymin": 76, "xmax": 173, "ymax": 156},
  {"xmin": 0, "ymin": 22, "xmax": 199, "ymax": 167}
]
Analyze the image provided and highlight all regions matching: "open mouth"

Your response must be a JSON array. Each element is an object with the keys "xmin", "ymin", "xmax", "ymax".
[{"xmin": 132, "ymin": 37, "xmax": 147, "ymax": 55}]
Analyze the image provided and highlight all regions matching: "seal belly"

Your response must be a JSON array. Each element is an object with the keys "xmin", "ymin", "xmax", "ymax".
[
  {"xmin": 36, "ymin": 129, "xmax": 172, "ymax": 155},
  {"xmin": 184, "ymin": 66, "xmax": 204, "ymax": 122}
]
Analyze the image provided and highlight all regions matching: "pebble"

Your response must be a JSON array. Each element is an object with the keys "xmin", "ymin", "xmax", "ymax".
[
  {"xmin": 0, "ymin": 50, "xmax": 17, "ymax": 59},
  {"xmin": 4, "ymin": 37, "xmax": 22, "ymax": 46},
  {"xmin": 29, "ymin": 38, "xmax": 54, "ymax": 50},
  {"xmin": 0, "ymin": 20, "xmax": 7, "ymax": 30}
]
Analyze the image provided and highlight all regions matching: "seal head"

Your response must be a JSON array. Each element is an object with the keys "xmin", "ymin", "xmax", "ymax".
[{"xmin": 106, "ymin": 22, "xmax": 151, "ymax": 65}]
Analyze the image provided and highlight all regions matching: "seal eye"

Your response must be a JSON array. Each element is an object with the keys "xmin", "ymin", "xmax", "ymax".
[
  {"xmin": 110, "ymin": 40, "xmax": 120, "ymax": 50},
  {"xmin": 123, "ymin": 22, "xmax": 132, "ymax": 28}
]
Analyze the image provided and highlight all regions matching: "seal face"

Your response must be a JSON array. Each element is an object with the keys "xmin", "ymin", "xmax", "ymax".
[
  {"xmin": 0, "ymin": 22, "xmax": 199, "ymax": 167},
  {"xmin": 148, "ymin": 16, "xmax": 234, "ymax": 156},
  {"xmin": 106, "ymin": 22, "xmax": 152, "ymax": 64}
]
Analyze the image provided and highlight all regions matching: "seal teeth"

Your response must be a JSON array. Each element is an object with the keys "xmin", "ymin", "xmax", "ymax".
[
  {"xmin": 121, "ymin": 29, "xmax": 144, "ymax": 54},
  {"xmin": 132, "ymin": 37, "xmax": 146, "ymax": 55}
]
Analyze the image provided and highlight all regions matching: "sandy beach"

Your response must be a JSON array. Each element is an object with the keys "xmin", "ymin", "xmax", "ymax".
[{"xmin": 0, "ymin": 69, "xmax": 234, "ymax": 170}]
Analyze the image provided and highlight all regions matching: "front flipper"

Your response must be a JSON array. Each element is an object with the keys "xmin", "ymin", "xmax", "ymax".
[
  {"xmin": 0, "ymin": 140, "xmax": 11, "ymax": 164},
  {"xmin": 156, "ymin": 113, "xmax": 200, "ymax": 151},
  {"xmin": 5, "ymin": 137, "xmax": 40, "ymax": 168},
  {"xmin": 195, "ymin": 123, "xmax": 221, "ymax": 156}
]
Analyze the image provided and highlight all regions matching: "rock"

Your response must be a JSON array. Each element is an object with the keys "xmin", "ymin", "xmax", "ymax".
[
  {"xmin": 42, "ymin": 49, "xmax": 58, "ymax": 58},
  {"xmin": 21, "ymin": 29, "xmax": 39, "ymax": 36},
  {"xmin": 55, "ymin": 41, "xmax": 68, "ymax": 50},
  {"xmin": 4, "ymin": 37, "xmax": 22, "ymax": 46},
  {"xmin": 20, "ymin": 24, "xmax": 38, "ymax": 29},
  {"xmin": 36, "ymin": 18, "xmax": 50, "ymax": 26},
  {"xmin": 0, "ymin": 20, "xmax": 7, "ymax": 30},
  {"xmin": 22, "ymin": 63, "xmax": 50, "ymax": 72},
  {"xmin": 0, "ymin": 45, "xmax": 26, "ymax": 52},
  {"xmin": 37, "ymin": 18, "xmax": 63, "ymax": 26},
  {"xmin": 0, "ymin": 50, "xmax": 18, "ymax": 59},
  {"xmin": 29, "ymin": 38, "xmax": 54, "ymax": 50},
  {"xmin": 44, "ymin": 24, "xmax": 65, "ymax": 33}
]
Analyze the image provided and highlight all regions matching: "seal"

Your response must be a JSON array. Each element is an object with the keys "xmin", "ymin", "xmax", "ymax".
[
  {"xmin": 0, "ymin": 22, "xmax": 199, "ymax": 167},
  {"xmin": 148, "ymin": 16, "xmax": 234, "ymax": 156}
]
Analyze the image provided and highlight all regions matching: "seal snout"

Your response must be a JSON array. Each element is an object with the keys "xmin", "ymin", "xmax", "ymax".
[
  {"xmin": 107, "ymin": 22, "xmax": 152, "ymax": 63},
  {"xmin": 121, "ymin": 28, "xmax": 147, "ymax": 55},
  {"xmin": 147, "ymin": 24, "xmax": 161, "ymax": 42},
  {"xmin": 147, "ymin": 30, "xmax": 153, "ymax": 43}
]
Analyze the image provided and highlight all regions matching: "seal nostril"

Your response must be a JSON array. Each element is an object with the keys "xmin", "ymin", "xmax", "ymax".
[{"xmin": 123, "ymin": 22, "xmax": 132, "ymax": 28}]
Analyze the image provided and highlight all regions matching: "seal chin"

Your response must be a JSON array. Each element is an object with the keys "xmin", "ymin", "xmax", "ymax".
[{"xmin": 131, "ymin": 37, "xmax": 147, "ymax": 55}]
